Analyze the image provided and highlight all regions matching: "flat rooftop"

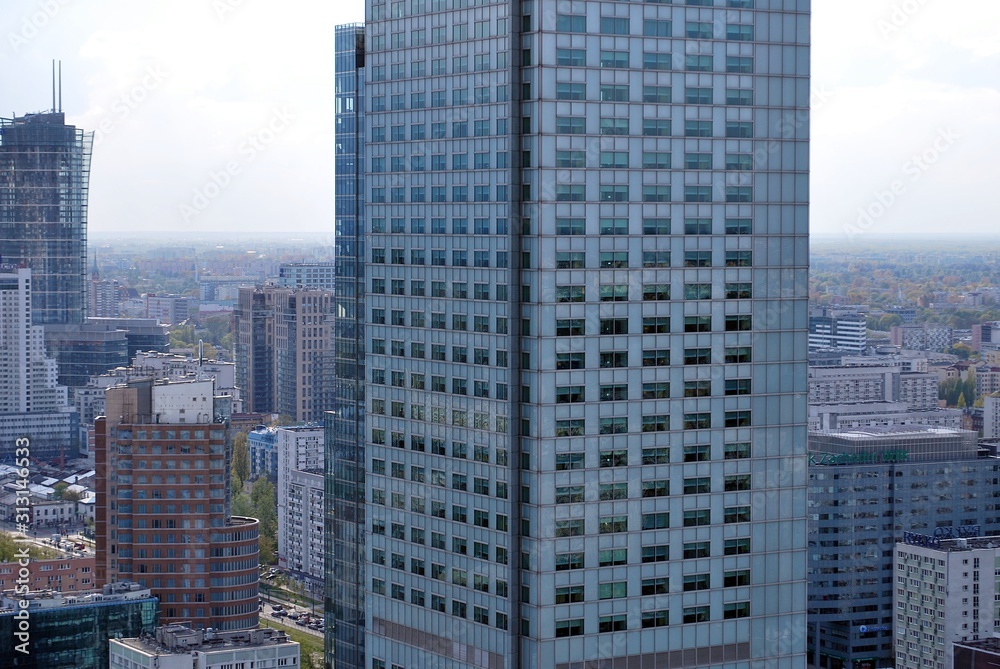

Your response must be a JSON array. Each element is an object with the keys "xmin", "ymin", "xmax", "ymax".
[{"xmin": 116, "ymin": 625, "xmax": 296, "ymax": 655}]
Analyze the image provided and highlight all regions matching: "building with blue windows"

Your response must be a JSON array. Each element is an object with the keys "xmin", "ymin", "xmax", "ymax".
[
  {"xmin": 0, "ymin": 582, "xmax": 158, "ymax": 669},
  {"xmin": 332, "ymin": 1, "xmax": 811, "ymax": 668},
  {"xmin": 325, "ymin": 21, "xmax": 367, "ymax": 669}
]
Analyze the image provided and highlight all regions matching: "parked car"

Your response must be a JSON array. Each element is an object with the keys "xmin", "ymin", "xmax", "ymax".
[
  {"xmin": 287, "ymin": 611, "xmax": 299, "ymax": 620},
  {"xmin": 272, "ymin": 610, "xmax": 287, "ymax": 617}
]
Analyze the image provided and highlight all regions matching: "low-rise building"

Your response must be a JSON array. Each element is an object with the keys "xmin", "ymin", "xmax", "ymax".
[
  {"xmin": 810, "ymin": 309, "xmax": 867, "ymax": 353},
  {"xmin": 808, "ymin": 402, "xmax": 962, "ymax": 431},
  {"xmin": 0, "ymin": 555, "xmax": 95, "ymax": 592},
  {"xmin": 953, "ymin": 638, "xmax": 1000, "ymax": 669},
  {"xmin": 0, "ymin": 582, "xmax": 158, "ymax": 669},
  {"xmin": 109, "ymin": 624, "xmax": 299, "ymax": 669}
]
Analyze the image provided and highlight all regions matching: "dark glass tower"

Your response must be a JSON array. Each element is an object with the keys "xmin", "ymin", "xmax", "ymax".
[
  {"xmin": 0, "ymin": 111, "xmax": 92, "ymax": 326},
  {"xmin": 325, "ymin": 22, "xmax": 366, "ymax": 669}
]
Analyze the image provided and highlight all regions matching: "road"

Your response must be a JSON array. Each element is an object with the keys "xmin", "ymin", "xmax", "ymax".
[{"xmin": 260, "ymin": 606, "xmax": 323, "ymax": 638}]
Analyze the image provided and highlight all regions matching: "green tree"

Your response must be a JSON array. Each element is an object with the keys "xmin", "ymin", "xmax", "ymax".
[
  {"xmin": 232, "ymin": 432, "xmax": 250, "ymax": 487},
  {"xmin": 232, "ymin": 492, "xmax": 253, "ymax": 518},
  {"xmin": 964, "ymin": 369, "xmax": 978, "ymax": 406},
  {"xmin": 52, "ymin": 482, "xmax": 69, "ymax": 499},
  {"xmin": 251, "ymin": 478, "xmax": 278, "ymax": 565},
  {"xmin": 957, "ymin": 392, "xmax": 967, "ymax": 409}
]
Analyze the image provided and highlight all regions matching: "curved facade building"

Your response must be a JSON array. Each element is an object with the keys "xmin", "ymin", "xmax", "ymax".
[{"xmin": 96, "ymin": 378, "xmax": 259, "ymax": 630}]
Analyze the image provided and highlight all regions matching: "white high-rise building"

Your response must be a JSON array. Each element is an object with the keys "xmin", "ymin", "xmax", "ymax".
[
  {"xmin": 276, "ymin": 424, "xmax": 325, "ymax": 592},
  {"xmin": 894, "ymin": 538, "xmax": 1000, "ymax": 669},
  {"xmin": 330, "ymin": 1, "xmax": 811, "ymax": 667},
  {"xmin": 0, "ymin": 266, "xmax": 77, "ymax": 459}
]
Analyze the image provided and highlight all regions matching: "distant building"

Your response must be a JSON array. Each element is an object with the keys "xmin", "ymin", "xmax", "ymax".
[
  {"xmin": 88, "ymin": 318, "xmax": 170, "ymax": 358},
  {"xmin": 972, "ymin": 322, "xmax": 1000, "ymax": 352},
  {"xmin": 235, "ymin": 284, "xmax": 334, "ymax": 422},
  {"xmin": 983, "ymin": 396, "xmax": 1000, "ymax": 438},
  {"xmin": 894, "ymin": 538, "xmax": 1000, "ymax": 669},
  {"xmin": 976, "ymin": 367, "xmax": 1000, "ymax": 398},
  {"xmin": 229, "ymin": 412, "xmax": 268, "ymax": 434},
  {"xmin": 199, "ymin": 275, "xmax": 259, "ymax": 302},
  {"xmin": 0, "ymin": 582, "xmax": 158, "ymax": 669},
  {"xmin": 96, "ymin": 378, "xmax": 259, "ymax": 630},
  {"xmin": 89, "ymin": 278, "xmax": 122, "ymax": 317},
  {"xmin": 807, "ymin": 426, "xmax": 1000, "ymax": 669},
  {"xmin": 109, "ymin": 624, "xmax": 299, "ymax": 669},
  {"xmin": 0, "ymin": 266, "xmax": 79, "ymax": 460},
  {"xmin": 808, "ymin": 358, "xmax": 951, "ymax": 430},
  {"xmin": 0, "ymin": 556, "xmax": 95, "ymax": 592},
  {"xmin": 277, "ymin": 262, "xmax": 337, "ymax": 290},
  {"xmin": 890, "ymin": 324, "xmax": 954, "ymax": 352},
  {"xmin": 145, "ymin": 294, "xmax": 191, "ymax": 325},
  {"xmin": 247, "ymin": 425, "xmax": 278, "ymax": 480},
  {"xmin": 43, "ymin": 321, "xmax": 128, "ymax": 388},
  {"xmin": 809, "ymin": 364, "xmax": 939, "ymax": 410},
  {"xmin": 885, "ymin": 306, "xmax": 918, "ymax": 323},
  {"xmin": 234, "ymin": 287, "xmax": 276, "ymax": 415},
  {"xmin": 809, "ymin": 309, "xmax": 867, "ymax": 353}
]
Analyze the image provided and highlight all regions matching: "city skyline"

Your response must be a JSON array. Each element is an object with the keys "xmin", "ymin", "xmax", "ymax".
[{"xmin": 0, "ymin": 0, "xmax": 997, "ymax": 239}]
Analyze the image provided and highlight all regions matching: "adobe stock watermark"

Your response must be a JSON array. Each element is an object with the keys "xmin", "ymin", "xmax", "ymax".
[
  {"xmin": 213, "ymin": 0, "xmax": 249, "ymax": 20},
  {"xmin": 12, "ymin": 437, "xmax": 33, "ymax": 655},
  {"xmin": 93, "ymin": 65, "xmax": 168, "ymax": 147},
  {"xmin": 7, "ymin": 0, "xmax": 73, "ymax": 53},
  {"xmin": 844, "ymin": 126, "xmax": 959, "ymax": 241},
  {"xmin": 878, "ymin": 0, "xmax": 931, "ymax": 40},
  {"xmin": 179, "ymin": 108, "xmax": 294, "ymax": 223}
]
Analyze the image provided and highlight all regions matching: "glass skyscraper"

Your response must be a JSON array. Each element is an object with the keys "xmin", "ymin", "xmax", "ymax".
[
  {"xmin": 0, "ymin": 111, "xmax": 92, "ymax": 326},
  {"xmin": 326, "ymin": 22, "xmax": 368, "ymax": 669},
  {"xmin": 333, "ymin": 0, "xmax": 810, "ymax": 667}
]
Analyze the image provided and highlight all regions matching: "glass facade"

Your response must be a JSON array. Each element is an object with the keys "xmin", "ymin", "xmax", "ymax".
[
  {"xmin": 0, "ymin": 112, "xmax": 92, "ymax": 326},
  {"xmin": 0, "ymin": 595, "xmax": 158, "ymax": 669},
  {"xmin": 326, "ymin": 22, "xmax": 367, "ymax": 669},
  {"xmin": 351, "ymin": 0, "xmax": 810, "ymax": 667}
]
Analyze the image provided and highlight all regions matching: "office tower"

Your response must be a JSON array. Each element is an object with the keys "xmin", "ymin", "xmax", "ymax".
[
  {"xmin": 894, "ymin": 538, "xmax": 1000, "ymax": 669},
  {"xmin": 0, "ymin": 111, "xmax": 92, "ymax": 326},
  {"xmin": 273, "ymin": 287, "xmax": 334, "ymax": 421},
  {"xmin": 808, "ymin": 427, "xmax": 1000, "ymax": 668},
  {"xmin": 95, "ymin": 378, "xmax": 260, "ymax": 630},
  {"xmin": 235, "ymin": 284, "xmax": 334, "ymax": 421},
  {"xmin": 236, "ymin": 286, "xmax": 277, "ymax": 414},
  {"xmin": 0, "ymin": 583, "xmax": 158, "ymax": 669},
  {"xmin": 326, "ymin": 21, "xmax": 366, "ymax": 669},
  {"xmin": 0, "ymin": 266, "xmax": 79, "ymax": 460},
  {"xmin": 336, "ymin": 0, "xmax": 812, "ymax": 667}
]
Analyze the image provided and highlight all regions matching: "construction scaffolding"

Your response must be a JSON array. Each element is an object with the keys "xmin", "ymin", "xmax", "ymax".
[{"xmin": 0, "ymin": 111, "xmax": 93, "ymax": 326}]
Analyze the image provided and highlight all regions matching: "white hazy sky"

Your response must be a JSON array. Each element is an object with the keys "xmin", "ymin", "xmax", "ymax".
[{"xmin": 0, "ymin": 0, "xmax": 997, "ymax": 241}]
